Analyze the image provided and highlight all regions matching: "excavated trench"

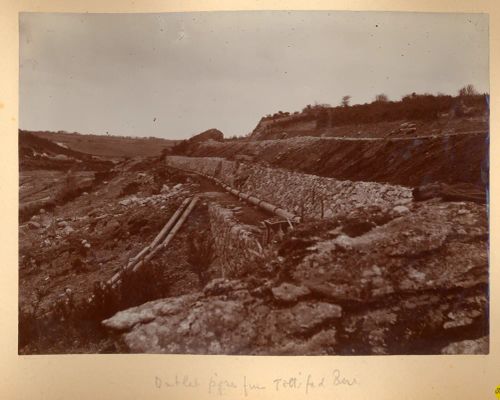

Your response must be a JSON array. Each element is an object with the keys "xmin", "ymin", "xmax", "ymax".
[{"xmin": 19, "ymin": 165, "xmax": 278, "ymax": 353}]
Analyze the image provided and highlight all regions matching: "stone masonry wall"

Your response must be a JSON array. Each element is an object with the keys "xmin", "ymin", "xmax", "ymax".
[
  {"xmin": 208, "ymin": 203, "xmax": 264, "ymax": 278},
  {"xmin": 166, "ymin": 156, "xmax": 413, "ymax": 220}
]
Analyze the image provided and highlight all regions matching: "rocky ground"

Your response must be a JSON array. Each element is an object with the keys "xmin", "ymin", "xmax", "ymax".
[
  {"xmin": 19, "ymin": 122, "xmax": 489, "ymax": 355},
  {"xmin": 102, "ymin": 198, "xmax": 488, "ymax": 355}
]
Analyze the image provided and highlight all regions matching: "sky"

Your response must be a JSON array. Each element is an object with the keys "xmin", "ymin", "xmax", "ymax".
[{"xmin": 19, "ymin": 11, "xmax": 489, "ymax": 139}]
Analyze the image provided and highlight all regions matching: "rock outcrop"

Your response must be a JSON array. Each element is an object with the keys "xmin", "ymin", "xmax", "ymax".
[
  {"xmin": 103, "ymin": 199, "xmax": 488, "ymax": 355},
  {"xmin": 188, "ymin": 129, "xmax": 224, "ymax": 144}
]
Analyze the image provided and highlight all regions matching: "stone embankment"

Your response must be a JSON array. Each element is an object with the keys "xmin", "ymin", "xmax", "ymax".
[
  {"xmin": 166, "ymin": 156, "xmax": 412, "ymax": 221},
  {"xmin": 207, "ymin": 203, "xmax": 265, "ymax": 278}
]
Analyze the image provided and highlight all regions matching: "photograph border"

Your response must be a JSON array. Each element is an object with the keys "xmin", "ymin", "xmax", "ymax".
[{"xmin": 1, "ymin": 1, "xmax": 499, "ymax": 399}]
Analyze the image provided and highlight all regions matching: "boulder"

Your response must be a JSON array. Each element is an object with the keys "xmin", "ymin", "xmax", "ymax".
[
  {"xmin": 119, "ymin": 196, "xmax": 138, "ymax": 206},
  {"xmin": 440, "ymin": 336, "xmax": 489, "ymax": 354},
  {"xmin": 28, "ymin": 221, "xmax": 41, "ymax": 230},
  {"xmin": 271, "ymin": 282, "xmax": 310, "ymax": 303},
  {"xmin": 102, "ymin": 286, "xmax": 341, "ymax": 355},
  {"xmin": 265, "ymin": 302, "xmax": 342, "ymax": 336},
  {"xmin": 392, "ymin": 205, "xmax": 410, "ymax": 215},
  {"xmin": 413, "ymin": 182, "xmax": 486, "ymax": 204},
  {"xmin": 187, "ymin": 128, "xmax": 224, "ymax": 144},
  {"xmin": 62, "ymin": 226, "xmax": 75, "ymax": 235}
]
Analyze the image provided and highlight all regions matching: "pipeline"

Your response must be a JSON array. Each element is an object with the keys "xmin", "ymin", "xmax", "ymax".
[
  {"xmin": 206, "ymin": 171, "xmax": 300, "ymax": 223},
  {"xmin": 149, "ymin": 197, "xmax": 191, "ymax": 248},
  {"xmin": 166, "ymin": 160, "xmax": 301, "ymax": 224},
  {"xmin": 97, "ymin": 196, "xmax": 198, "ymax": 296},
  {"xmin": 129, "ymin": 196, "xmax": 199, "ymax": 275}
]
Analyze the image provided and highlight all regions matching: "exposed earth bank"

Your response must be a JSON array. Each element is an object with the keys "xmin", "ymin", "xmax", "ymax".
[{"xmin": 182, "ymin": 132, "xmax": 488, "ymax": 188}]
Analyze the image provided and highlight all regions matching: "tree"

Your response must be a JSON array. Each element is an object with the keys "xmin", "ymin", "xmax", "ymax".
[
  {"xmin": 458, "ymin": 84, "xmax": 478, "ymax": 97},
  {"xmin": 341, "ymin": 95, "xmax": 351, "ymax": 107},
  {"xmin": 375, "ymin": 93, "xmax": 389, "ymax": 102}
]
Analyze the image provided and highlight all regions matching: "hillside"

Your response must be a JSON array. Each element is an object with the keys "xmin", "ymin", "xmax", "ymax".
[
  {"xmin": 19, "ymin": 131, "xmax": 113, "ymax": 171},
  {"xmin": 168, "ymin": 93, "xmax": 488, "ymax": 189},
  {"xmin": 174, "ymin": 131, "xmax": 488, "ymax": 189},
  {"xmin": 28, "ymin": 130, "xmax": 179, "ymax": 158},
  {"xmin": 250, "ymin": 93, "xmax": 488, "ymax": 140}
]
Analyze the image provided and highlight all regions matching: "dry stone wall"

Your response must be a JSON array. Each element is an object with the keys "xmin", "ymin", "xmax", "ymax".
[
  {"xmin": 166, "ymin": 156, "xmax": 412, "ymax": 220},
  {"xmin": 208, "ymin": 203, "xmax": 264, "ymax": 278},
  {"xmin": 167, "ymin": 155, "xmax": 222, "ymax": 176}
]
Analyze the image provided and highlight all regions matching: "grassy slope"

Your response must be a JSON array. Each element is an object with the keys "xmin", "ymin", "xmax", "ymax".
[{"xmin": 30, "ymin": 131, "xmax": 179, "ymax": 158}]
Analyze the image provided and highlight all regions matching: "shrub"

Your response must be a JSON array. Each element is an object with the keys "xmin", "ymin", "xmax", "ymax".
[
  {"xmin": 19, "ymin": 199, "xmax": 55, "ymax": 223},
  {"xmin": 54, "ymin": 171, "xmax": 85, "ymax": 204},
  {"xmin": 119, "ymin": 181, "xmax": 140, "ymax": 197},
  {"xmin": 93, "ymin": 170, "xmax": 114, "ymax": 185},
  {"xmin": 170, "ymin": 139, "xmax": 190, "ymax": 155},
  {"xmin": 341, "ymin": 95, "xmax": 351, "ymax": 107},
  {"xmin": 458, "ymin": 84, "xmax": 478, "ymax": 97},
  {"xmin": 19, "ymin": 259, "xmax": 172, "ymax": 352},
  {"xmin": 375, "ymin": 93, "xmax": 389, "ymax": 102},
  {"xmin": 187, "ymin": 232, "xmax": 215, "ymax": 286},
  {"xmin": 159, "ymin": 147, "xmax": 171, "ymax": 160},
  {"xmin": 18, "ymin": 305, "xmax": 39, "ymax": 348}
]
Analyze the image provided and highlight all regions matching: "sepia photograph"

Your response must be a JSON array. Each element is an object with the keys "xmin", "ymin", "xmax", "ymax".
[{"xmin": 18, "ymin": 10, "xmax": 489, "ymax": 356}]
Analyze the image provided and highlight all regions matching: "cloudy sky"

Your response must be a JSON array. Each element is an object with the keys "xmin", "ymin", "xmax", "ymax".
[{"xmin": 19, "ymin": 11, "xmax": 488, "ymax": 139}]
